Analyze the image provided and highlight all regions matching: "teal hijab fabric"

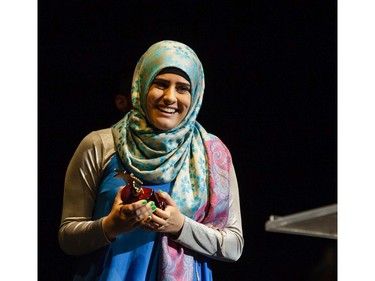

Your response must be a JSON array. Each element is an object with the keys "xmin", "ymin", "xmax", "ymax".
[{"xmin": 112, "ymin": 40, "xmax": 209, "ymax": 218}]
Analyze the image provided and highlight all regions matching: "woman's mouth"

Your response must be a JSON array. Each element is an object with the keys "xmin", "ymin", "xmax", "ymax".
[{"xmin": 157, "ymin": 106, "xmax": 177, "ymax": 114}]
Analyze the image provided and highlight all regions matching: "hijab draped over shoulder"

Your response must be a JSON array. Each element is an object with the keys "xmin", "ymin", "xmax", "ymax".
[{"xmin": 112, "ymin": 40, "xmax": 232, "ymax": 280}]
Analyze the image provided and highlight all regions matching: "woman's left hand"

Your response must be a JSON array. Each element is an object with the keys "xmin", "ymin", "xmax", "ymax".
[{"xmin": 143, "ymin": 190, "xmax": 185, "ymax": 236}]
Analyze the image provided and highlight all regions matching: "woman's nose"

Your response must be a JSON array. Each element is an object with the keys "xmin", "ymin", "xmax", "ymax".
[{"xmin": 163, "ymin": 87, "xmax": 177, "ymax": 104}]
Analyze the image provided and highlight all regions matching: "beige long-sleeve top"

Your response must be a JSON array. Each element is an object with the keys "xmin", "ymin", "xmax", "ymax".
[{"xmin": 58, "ymin": 128, "xmax": 244, "ymax": 262}]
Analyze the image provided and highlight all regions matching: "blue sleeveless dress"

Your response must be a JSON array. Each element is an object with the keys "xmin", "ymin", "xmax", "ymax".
[{"xmin": 72, "ymin": 154, "xmax": 212, "ymax": 281}]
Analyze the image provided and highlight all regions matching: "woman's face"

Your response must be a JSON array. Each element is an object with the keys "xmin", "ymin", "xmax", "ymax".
[{"xmin": 146, "ymin": 73, "xmax": 191, "ymax": 131}]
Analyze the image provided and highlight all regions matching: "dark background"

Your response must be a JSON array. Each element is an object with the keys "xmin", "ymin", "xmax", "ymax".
[{"xmin": 39, "ymin": 1, "xmax": 337, "ymax": 280}]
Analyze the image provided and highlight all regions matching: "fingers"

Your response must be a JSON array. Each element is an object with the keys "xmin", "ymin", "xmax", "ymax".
[
  {"xmin": 144, "ymin": 192, "xmax": 184, "ymax": 235},
  {"xmin": 112, "ymin": 189, "xmax": 175, "ymax": 233},
  {"xmin": 121, "ymin": 200, "xmax": 157, "ymax": 222},
  {"xmin": 113, "ymin": 185, "xmax": 126, "ymax": 205},
  {"xmin": 141, "ymin": 218, "xmax": 164, "ymax": 232},
  {"xmin": 140, "ymin": 214, "xmax": 153, "ymax": 225},
  {"xmin": 157, "ymin": 190, "xmax": 177, "ymax": 207},
  {"xmin": 121, "ymin": 199, "xmax": 147, "ymax": 215}
]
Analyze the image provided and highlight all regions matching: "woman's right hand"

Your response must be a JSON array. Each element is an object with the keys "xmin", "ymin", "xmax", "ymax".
[{"xmin": 102, "ymin": 186, "xmax": 156, "ymax": 240}]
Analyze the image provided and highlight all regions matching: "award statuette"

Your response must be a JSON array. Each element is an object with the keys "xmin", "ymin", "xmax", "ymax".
[{"xmin": 114, "ymin": 168, "xmax": 166, "ymax": 210}]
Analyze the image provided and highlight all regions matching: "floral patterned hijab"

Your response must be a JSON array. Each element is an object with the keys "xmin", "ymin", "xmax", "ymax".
[{"xmin": 112, "ymin": 40, "xmax": 208, "ymax": 218}]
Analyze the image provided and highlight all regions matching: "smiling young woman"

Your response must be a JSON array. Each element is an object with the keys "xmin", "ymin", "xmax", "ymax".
[{"xmin": 59, "ymin": 40, "xmax": 244, "ymax": 281}]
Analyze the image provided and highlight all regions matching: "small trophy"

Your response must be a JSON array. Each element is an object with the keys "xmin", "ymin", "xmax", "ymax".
[{"xmin": 114, "ymin": 168, "xmax": 166, "ymax": 210}]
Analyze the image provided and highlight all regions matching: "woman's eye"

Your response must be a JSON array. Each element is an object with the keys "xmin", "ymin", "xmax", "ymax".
[
  {"xmin": 154, "ymin": 81, "xmax": 168, "ymax": 89},
  {"xmin": 177, "ymin": 86, "xmax": 191, "ymax": 94}
]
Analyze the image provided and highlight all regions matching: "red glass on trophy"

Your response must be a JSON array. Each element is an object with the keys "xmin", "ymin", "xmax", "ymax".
[{"xmin": 114, "ymin": 168, "xmax": 166, "ymax": 210}]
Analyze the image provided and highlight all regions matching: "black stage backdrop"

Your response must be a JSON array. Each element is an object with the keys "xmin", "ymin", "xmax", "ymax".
[{"xmin": 38, "ymin": 1, "xmax": 337, "ymax": 280}]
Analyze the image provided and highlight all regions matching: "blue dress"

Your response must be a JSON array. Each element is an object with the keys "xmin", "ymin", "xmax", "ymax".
[{"xmin": 72, "ymin": 154, "xmax": 212, "ymax": 281}]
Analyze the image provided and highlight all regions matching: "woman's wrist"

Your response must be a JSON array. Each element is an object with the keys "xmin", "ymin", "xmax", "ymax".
[
  {"xmin": 170, "ymin": 214, "xmax": 185, "ymax": 238},
  {"xmin": 102, "ymin": 216, "xmax": 117, "ymax": 241}
]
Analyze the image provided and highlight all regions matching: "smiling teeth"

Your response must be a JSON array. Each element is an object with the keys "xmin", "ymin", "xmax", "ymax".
[{"xmin": 159, "ymin": 107, "xmax": 176, "ymax": 113}]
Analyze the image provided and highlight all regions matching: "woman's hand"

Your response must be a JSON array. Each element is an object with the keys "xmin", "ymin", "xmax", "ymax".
[
  {"xmin": 143, "ymin": 190, "xmax": 185, "ymax": 237},
  {"xmin": 102, "ymin": 186, "xmax": 156, "ymax": 240}
]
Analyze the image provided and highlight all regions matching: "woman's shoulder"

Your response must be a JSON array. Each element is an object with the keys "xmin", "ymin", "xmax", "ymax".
[
  {"xmin": 197, "ymin": 123, "xmax": 227, "ymax": 147},
  {"xmin": 80, "ymin": 128, "xmax": 116, "ymax": 157},
  {"xmin": 83, "ymin": 128, "xmax": 113, "ymax": 143},
  {"xmin": 205, "ymin": 132, "xmax": 227, "ymax": 146},
  {"xmin": 88, "ymin": 128, "xmax": 113, "ymax": 141},
  {"xmin": 204, "ymin": 133, "xmax": 232, "ymax": 158}
]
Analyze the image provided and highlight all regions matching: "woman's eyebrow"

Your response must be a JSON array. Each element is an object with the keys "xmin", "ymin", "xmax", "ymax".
[
  {"xmin": 176, "ymin": 82, "xmax": 191, "ymax": 87},
  {"xmin": 153, "ymin": 78, "xmax": 190, "ymax": 87},
  {"xmin": 152, "ymin": 78, "xmax": 168, "ymax": 83}
]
